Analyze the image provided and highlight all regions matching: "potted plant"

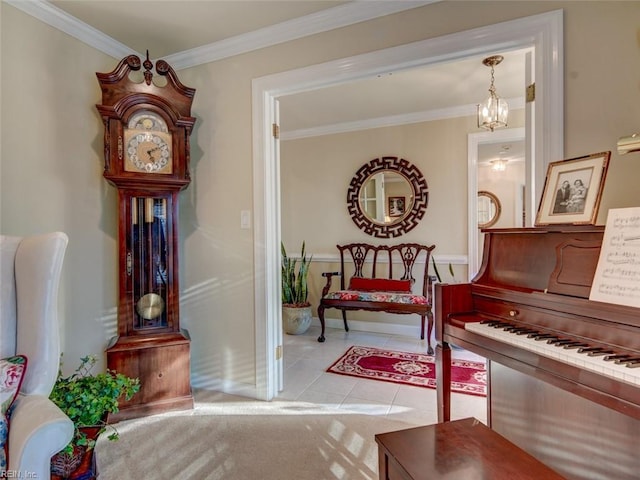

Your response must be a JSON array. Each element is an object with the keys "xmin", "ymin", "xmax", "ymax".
[
  {"xmin": 281, "ymin": 241, "xmax": 313, "ymax": 334},
  {"xmin": 50, "ymin": 354, "xmax": 140, "ymax": 480}
]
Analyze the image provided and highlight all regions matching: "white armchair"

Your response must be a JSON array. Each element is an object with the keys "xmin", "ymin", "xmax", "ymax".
[{"xmin": 0, "ymin": 232, "xmax": 74, "ymax": 479}]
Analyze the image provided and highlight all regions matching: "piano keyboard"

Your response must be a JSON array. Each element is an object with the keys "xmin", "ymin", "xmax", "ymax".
[{"xmin": 465, "ymin": 320, "xmax": 640, "ymax": 386}]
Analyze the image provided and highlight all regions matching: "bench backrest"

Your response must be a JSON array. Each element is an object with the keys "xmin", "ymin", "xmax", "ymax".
[{"xmin": 336, "ymin": 243, "xmax": 435, "ymax": 296}]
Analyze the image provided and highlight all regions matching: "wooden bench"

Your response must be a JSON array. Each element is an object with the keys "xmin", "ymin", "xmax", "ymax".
[
  {"xmin": 317, "ymin": 243, "xmax": 436, "ymax": 354},
  {"xmin": 375, "ymin": 418, "xmax": 566, "ymax": 480}
]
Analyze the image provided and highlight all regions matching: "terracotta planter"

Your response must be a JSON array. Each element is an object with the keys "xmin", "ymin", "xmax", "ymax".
[{"xmin": 283, "ymin": 305, "xmax": 312, "ymax": 335}]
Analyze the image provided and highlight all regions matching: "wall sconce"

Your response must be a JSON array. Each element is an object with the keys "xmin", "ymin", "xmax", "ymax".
[
  {"xmin": 477, "ymin": 55, "xmax": 509, "ymax": 132},
  {"xmin": 617, "ymin": 133, "xmax": 640, "ymax": 155}
]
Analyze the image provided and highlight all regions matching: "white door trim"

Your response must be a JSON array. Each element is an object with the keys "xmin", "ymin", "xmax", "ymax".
[{"xmin": 252, "ymin": 10, "xmax": 563, "ymax": 400}]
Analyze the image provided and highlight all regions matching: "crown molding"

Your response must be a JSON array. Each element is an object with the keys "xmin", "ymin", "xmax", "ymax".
[
  {"xmin": 164, "ymin": 1, "xmax": 438, "ymax": 70},
  {"xmin": 4, "ymin": 0, "xmax": 140, "ymax": 59},
  {"xmin": 6, "ymin": 0, "xmax": 438, "ymax": 69},
  {"xmin": 281, "ymin": 97, "xmax": 525, "ymax": 140}
]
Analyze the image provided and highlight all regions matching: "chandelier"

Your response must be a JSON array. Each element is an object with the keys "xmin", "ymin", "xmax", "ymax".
[
  {"xmin": 490, "ymin": 146, "xmax": 509, "ymax": 172},
  {"xmin": 477, "ymin": 55, "xmax": 509, "ymax": 132}
]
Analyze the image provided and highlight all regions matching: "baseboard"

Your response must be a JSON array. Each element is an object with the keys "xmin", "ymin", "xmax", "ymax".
[{"xmin": 191, "ymin": 375, "xmax": 258, "ymax": 399}]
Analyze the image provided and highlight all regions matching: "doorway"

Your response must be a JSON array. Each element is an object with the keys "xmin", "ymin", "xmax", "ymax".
[
  {"xmin": 252, "ymin": 10, "xmax": 564, "ymax": 400},
  {"xmin": 467, "ymin": 128, "xmax": 526, "ymax": 279}
]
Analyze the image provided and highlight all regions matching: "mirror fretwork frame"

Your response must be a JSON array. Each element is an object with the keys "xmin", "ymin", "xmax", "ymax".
[{"xmin": 347, "ymin": 156, "xmax": 428, "ymax": 238}]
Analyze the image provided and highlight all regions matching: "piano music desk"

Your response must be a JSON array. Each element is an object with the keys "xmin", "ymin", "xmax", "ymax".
[{"xmin": 375, "ymin": 418, "xmax": 565, "ymax": 480}]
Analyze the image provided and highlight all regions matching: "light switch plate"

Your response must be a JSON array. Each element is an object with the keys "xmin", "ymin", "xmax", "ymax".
[{"xmin": 240, "ymin": 210, "xmax": 251, "ymax": 229}]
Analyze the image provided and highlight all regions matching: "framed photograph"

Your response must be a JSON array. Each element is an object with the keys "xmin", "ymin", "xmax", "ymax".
[
  {"xmin": 388, "ymin": 196, "xmax": 405, "ymax": 217},
  {"xmin": 535, "ymin": 151, "xmax": 610, "ymax": 226}
]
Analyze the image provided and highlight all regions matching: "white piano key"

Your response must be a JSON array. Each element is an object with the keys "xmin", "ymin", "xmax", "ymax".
[{"xmin": 465, "ymin": 322, "xmax": 640, "ymax": 386}]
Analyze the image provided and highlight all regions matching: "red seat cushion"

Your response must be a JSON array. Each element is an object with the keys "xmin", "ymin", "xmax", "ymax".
[{"xmin": 348, "ymin": 277, "xmax": 412, "ymax": 293}]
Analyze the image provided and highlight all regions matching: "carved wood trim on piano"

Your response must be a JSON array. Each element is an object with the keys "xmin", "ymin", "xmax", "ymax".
[{"xmin": 547, "ymin": 239, "xmax": 602, "ymax": 297}]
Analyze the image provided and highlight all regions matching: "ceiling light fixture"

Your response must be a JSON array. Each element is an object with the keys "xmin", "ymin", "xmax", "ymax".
[
  {"xmin": 477, "ymin": 55, "xmax": 509, "ymax": 132},
  {"xmin": 490, "ymin": 146, "xmax": 509, "ymax": 171}
]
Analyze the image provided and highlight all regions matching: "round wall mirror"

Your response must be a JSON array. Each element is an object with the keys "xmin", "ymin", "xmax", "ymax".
[
  {"xmin": 477, "ymin": 190, "xmax": 501, "ymax": 228},
  {"xmin": 347, "ymin": 156, "xmax": 428, "ymax": 238}
]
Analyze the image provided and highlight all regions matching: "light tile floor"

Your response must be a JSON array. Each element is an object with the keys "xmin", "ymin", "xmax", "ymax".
[{"xmin": 276, "ymin": 324, "xmax": 487, "ymax": 427}]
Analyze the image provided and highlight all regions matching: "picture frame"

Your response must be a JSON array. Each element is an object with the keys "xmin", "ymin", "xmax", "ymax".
[
  {"xmin": 388, "ymin": 196, "xmax": 406, "ymax": 217},
  {"xmin": 535, "ymin": 151, "xmax": 610, "ymax": 226}
]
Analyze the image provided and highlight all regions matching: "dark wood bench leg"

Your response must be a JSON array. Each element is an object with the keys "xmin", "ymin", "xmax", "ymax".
[
  {"xmin": 341, "ymin": 309, "xmax": 349, "ymax": 332},
  {"xmin": 426, "ymin": 312, "xmax": 434, "ymax": 355},
  {"xmin": 317, "ymin": 304, "xmax": 326, "ymax": 342},
  {"xmin": 420, "ymin": 313, "xmax": 434, "ymax": 355},
  {"xmin": 436, "ymin": 340, "xmax": 452, "ymax": 422}
]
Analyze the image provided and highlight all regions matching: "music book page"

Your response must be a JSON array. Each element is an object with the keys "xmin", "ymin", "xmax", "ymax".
[{"xmin": 590, "ymin": 207, "xmax": 640, "ymax": 307}]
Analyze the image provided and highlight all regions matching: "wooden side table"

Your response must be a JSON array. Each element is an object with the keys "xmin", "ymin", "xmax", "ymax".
[{"xmin": 375, "ymin": 418, "xmax": 565, "ymax": 480}]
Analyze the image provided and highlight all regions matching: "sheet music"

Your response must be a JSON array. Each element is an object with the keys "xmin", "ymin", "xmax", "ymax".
[{"xmin": 590, "ymin": 207, "xmax": 640, "ymax": 307}]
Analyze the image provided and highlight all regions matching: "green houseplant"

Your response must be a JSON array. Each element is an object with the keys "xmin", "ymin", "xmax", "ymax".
[
  {"xmin": 281, "ymin": 241, "xmax": 313, "ymax": 334},
  {"xmin": 50, "ymin": 355, "xmax": 140, "ymax": 478}
]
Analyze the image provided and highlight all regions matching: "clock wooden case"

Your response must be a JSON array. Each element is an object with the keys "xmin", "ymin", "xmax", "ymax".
[{"xmin": 96, "ymin": 53, "xmax": 196, "ymax": 420}]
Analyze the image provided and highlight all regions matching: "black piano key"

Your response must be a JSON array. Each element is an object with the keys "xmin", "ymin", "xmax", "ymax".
[
  {"xmin": 516, "ymin": 329, "xmax": 539, "ymax": 336},
  {"xmin": 577, "ymin": 346, "xmax": 601, "ymax": 353},
  {"xmin": 504, "ymin": 326, "xmax": 523, "ymax": 332},
  {"xmin": 534, "ymin": 334, "xmax": 558, "ymax": 341},
  {"xmin": 546, "ymin": 338, "xmax": 568, "ymax": 345},
  {"xmin": 563, "ymin": 342, "xmax": 589, "ymax": 350},
  {"xmin": 614, "ymin": 357, "xmax": 640, "ymax": 365},
  {"xmin": 626, "ymin": 360, "xmax": 640, "ymax": 368},
  {"xmin": 528, "ymin": 332, "xmax": 551, "ymax": 339},
  {"xmin": 585, "ymin": 349, "xmax": 615, "ymax": 357},
  {"xmin": 603, "ymin": 354, "xmax": 631, "ymax": 362},
  {"xmin": 550, "ymin": 339, "xmax": 578, "ymax": 347},
  {"xmin": 486, "ymin": 321, "xmax": 509, "ymax": 328},
  {"xmin": 577, "ymin": 346, "xmax": 611, "ymax": 355}
]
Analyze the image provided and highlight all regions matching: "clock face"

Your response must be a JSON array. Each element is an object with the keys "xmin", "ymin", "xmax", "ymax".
[{"xmin": 124, "ymin": 130, "xmax": 173, "ymax": 174}]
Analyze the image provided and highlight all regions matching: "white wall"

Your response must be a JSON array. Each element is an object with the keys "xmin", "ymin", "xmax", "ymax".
[{"xmin": 2, "ymin": 1, "xmax": 640, "ymax": 394}]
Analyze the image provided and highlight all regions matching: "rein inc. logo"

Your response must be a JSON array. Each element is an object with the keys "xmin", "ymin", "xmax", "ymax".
[{"xmin": 1, "ymin": 471, "xmax": 37, "ymax": 478}]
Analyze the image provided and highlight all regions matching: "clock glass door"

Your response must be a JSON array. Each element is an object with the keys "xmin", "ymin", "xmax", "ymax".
[{"xmin": 129, "ymin": 196, "xmax": 170, "ymax": 330}]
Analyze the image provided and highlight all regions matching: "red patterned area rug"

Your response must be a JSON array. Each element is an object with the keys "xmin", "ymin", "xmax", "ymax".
[{"xmin": 327, "ymin": 345, "xmax": 486, "ymax": 397}]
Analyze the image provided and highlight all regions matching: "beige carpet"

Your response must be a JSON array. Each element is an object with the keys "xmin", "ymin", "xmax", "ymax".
[{"xmin": 95, "ymin": 390, "xmax": 415, "ymax": 479}]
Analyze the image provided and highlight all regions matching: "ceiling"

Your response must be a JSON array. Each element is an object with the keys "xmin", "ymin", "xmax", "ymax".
[
  {"xmin": 49, "ymin": 0, "xmax": 351, "ymax": 58},
  {"xmin": 41, "ymin": 0, "xmax": 526, "ymax": 161}
]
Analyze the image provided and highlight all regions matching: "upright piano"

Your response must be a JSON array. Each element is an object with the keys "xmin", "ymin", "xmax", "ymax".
[{"xmin": 435, "ymin": 226, "xmax": 640, "ymax": 480}]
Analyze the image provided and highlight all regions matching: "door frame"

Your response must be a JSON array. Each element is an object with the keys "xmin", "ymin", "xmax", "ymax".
[{"xmin": 251, "ymin": 10, "xmax": 564, "ymax": 400}]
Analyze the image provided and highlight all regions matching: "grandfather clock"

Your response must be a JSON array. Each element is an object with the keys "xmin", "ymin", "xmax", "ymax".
[{"xmin": 96, "ymin": 53, "xmax": 196, "ymax": 420}]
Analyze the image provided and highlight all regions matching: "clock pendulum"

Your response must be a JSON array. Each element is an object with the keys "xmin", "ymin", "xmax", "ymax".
[{"xmin": 96, "ymin": 52, "xmax": 196, "ymax": 420}]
